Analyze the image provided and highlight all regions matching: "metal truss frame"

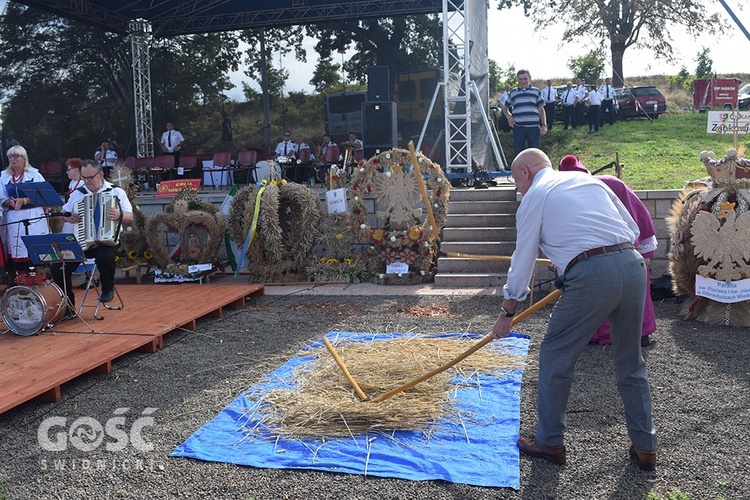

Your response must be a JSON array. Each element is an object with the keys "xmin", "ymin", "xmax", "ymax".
[{"xmin": 130, "ymin": 19, "xmax": 154, "ymax": 158}]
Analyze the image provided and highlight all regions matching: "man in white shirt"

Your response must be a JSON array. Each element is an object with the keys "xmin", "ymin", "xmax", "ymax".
[
  {"xmin": 560, "ymin": 82, "xmax": 578, "ymax": 130},
  {"xmin": 542, "ymin": 80, "xmax": 558, "ymax": 131},
  {"xmin": 575, "ymin": 79, "xmax": 587, "ymax": 128},
  {"xmin": 495, "ymin": 84, "xmax": 512, "ymax": 132},
  {"xmin": 52, "ymin": 160, "xmax": 133, "ymax": 312},
  {"xmin": 160, "ymin": 122, "xmax": 185, "ymax": 168},
  {"xmin": 274, "ymin": 130, "xmax": 294, "ymax": 157},
  {"xmin": 94, "ymin": 140, "xmax": 117, "ymax": 177},
  {"xmin": 585, "ymin": 85, "xmax": 602, "ymax": 132},
  {"xmin": 492, "ymin": 148, "xmax": 656, "ymax": 471},
  {"xmin": 600, "ymin": 77, "xmax": 616, "ymax": 125}
]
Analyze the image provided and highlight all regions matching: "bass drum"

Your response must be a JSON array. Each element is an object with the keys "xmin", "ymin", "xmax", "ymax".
[
  {"xmin": 254, "ymin": 160, "xmax": 282, "ymax": 184},
  {"xmin": 1, "ymin": 282, "xmax": 65, "ymax": 336}
]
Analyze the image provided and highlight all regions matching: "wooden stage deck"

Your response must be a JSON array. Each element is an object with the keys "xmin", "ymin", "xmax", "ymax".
[{"xmin": 0, "ymin": 282, "xmax": 264, "ymax": 414}]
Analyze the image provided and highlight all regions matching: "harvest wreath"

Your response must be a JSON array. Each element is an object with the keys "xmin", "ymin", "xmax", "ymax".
[
  {"xmin": 348, "ymin": 148, "xmax": 449, "ymax": 284},
  {"xmin": 228, "ymin": 178, "xmax": 322, "ymax": 283}
]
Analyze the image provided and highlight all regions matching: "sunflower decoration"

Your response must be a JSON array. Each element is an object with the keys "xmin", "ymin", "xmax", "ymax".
[
  {"xmin": 349, "ymin": 148, "xmax": 449, "ymax": 284},
  {"xmin": 116, "ymin": 207, "xmax": 149, "ymax": 268},
  {"xmin": 228, "ymin": 181, "xmax": 323, "ymax": 283}
]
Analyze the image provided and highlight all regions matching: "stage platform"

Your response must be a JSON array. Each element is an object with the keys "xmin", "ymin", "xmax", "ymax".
[{"xmin": 0, "ymin": 282, "xmax": 264, "ymax": 414}]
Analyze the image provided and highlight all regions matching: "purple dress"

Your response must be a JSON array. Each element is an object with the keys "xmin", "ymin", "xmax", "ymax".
[{"xmin": 558, "ymin": 156, "xmax": 657, "ymax": 344}]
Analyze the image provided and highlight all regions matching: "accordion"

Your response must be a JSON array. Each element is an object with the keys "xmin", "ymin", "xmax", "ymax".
[{"xmin": 71, "ymin": 192, "xmax": 122, "ymax": 250}]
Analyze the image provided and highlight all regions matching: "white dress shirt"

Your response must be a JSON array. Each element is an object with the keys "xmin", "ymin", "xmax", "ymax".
[{"xmin": 503, "ymin": 168, "xmax": 638, "ymax": 300}]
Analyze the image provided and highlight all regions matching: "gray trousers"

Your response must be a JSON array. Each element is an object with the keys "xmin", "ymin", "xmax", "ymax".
[{"xmin": 535, "ymin": 247, "xmax": 657, "ymax": 451}]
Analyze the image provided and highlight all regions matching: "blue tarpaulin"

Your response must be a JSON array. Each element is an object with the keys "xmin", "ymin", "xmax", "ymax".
[{"xmin": 171, "ymin": 331, "xmax": 530, "ymax": 489}]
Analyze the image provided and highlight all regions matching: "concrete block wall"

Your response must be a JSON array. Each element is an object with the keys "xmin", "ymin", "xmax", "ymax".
[{"xmin": 636, "ymin": 189, "xmax": 683, "ymax": 280}]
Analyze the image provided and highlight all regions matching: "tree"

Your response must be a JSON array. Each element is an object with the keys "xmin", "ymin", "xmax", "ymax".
[
  {"xmin": 311, "ymin": 56, "xmax": 342, "ymax": 93},
  {"xmin": 306, "ymin": 15, "xmax": 442, "ymax": 93},
  {"xmin": 568, "ymin": 51, "xmax": 605, "ymax": 85},
  {"xmin": 497, "ymin": 0, "xmax": 726, "ymax": 87},
  {"xmin": 695, "ymin": 47, "xmax": 714, "ymax": 79},
  {"xmin": 488, "ymin": 59, "xmax": 501, "ymax": 96},
  {"xmin": 0, "ymin": 3, "xmax": 241, "ymax": 160}
]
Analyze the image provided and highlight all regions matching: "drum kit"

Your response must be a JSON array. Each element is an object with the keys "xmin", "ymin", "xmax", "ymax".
[{"xmin": 2, "ymin": 271, "xmax": 66, "ymax": 336}]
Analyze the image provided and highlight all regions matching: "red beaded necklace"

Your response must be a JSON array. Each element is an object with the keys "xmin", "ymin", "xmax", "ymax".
[{"xmin": 11, "ymin": 171, "xmax": 23, "ymax": 185}]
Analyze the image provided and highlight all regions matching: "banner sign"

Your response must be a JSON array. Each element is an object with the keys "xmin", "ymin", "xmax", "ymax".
[
  {"xmin": 706, "ymin": 111, "xmax": 750, "ymax": 135},
  {"xmin": 695, "ymin": 275, "xmax": 750, "ymax": 303},
  {"xmin": 155, "ymin": 179, "xmax": 202, "ymax": 198}
]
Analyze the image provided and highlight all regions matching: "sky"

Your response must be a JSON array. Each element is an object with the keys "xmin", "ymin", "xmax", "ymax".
[
  {"xmin": 228, "ymin": 1, "xmax": 750, "ymax": 99},
  {"xmin": 0, "ymin": 0, "xmax": 746, "ymax": 99}
]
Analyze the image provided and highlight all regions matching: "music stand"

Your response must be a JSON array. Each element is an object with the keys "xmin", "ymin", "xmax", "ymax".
[
  {"xmin": 16, "ymin": 181, "xmax": 64, "ymax": 208},
  {"xmin": 21, "ymin": 233, "xmax": 94, "ymax": 332}
]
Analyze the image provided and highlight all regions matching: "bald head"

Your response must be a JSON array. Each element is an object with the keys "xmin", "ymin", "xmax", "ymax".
[{"xmin": 511, "ymin": 148, "xmax": 552, "ymax": 194}]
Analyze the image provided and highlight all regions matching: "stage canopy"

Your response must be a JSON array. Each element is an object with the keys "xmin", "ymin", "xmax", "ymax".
[{"xmin": 15, "ymin": 0, "xmax": 445, "ymax": 36}]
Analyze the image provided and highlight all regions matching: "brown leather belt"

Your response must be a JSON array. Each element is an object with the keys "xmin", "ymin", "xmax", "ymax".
[{"xmin": 565, "ymin": 242, "xmax": 634, "ymax": 273}]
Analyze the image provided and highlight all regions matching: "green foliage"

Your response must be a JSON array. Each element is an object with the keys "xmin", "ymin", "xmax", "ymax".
[
  {"xmin": 666, "ymin": 67, "xmax": 694, "ymax": 93},
  {"xmin": 497, "ymin": 112, "xmax": 747, "ymax": 190},
  {"xmin": 488, "ymin": 59, "xmax": 500, "ymax": 96},
  {"xmin": 645, "ymin": 489, "xmax": 691, "ymax": 500},
  {"xmin": 496, "ymin": 0, "xmax": 723, "ymax": 88},
  {"xmin": 0, "ymin": 3, "xmax": 242, "ymax": 160},
  {"xmin": 311, "ymin": 56, "xmax": 342, "ymax": 93},
  {"xmin": 695, "ymin": 47, "xmax": 714, "ymax": 79},
  {"xmin": 306, "ymin": 15, "xmax": 442, "ymax": 90},
  {"xmin": 500, "ymin": 64, "xmax": 518, "ymax": 88},
  {"xmin": 568, "ymin": 51, "xmax": 605, "ymax": 85}
]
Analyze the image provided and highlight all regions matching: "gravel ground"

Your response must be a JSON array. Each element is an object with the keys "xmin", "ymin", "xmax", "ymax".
[{"xmin": 0, "ymin": 289, "xmax": 748, "ymax": 500}]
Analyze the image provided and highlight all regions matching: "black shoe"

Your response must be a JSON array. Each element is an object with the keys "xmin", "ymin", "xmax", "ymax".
[
  {"xmin": 641, "ymin": 335, "xmax": 651, "ymax": 347},
  {"xmin": 99, "ymin": 290, "xmax": 114, "ymax": 303}
]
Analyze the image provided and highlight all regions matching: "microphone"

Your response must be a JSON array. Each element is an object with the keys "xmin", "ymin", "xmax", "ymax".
[{"xmin": 46, "ymin": 211, "xmax": 72, "ymax": 217}]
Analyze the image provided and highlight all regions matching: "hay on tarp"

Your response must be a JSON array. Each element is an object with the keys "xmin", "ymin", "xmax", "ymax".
[{"xmin": 246, "ymin": 335, "xmax": 524, "ymax": 438}]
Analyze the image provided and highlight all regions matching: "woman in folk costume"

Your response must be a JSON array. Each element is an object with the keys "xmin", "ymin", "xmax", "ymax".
[
  {"xmin": 558, "ymin": 154, "xmax": 657, "ymax": 346},
  {"xmin": 0, "ymin": 145, "xmax": 50, "ymax": 276}
]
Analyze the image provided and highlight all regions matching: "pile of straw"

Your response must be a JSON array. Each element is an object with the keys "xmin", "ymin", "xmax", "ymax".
[{"xmin": 247, "ymin": 335, "xmax": 523, "ymax": 438}]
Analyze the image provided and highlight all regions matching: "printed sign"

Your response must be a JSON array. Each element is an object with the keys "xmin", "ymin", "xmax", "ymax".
[
  {"xmin": 326, "ymin": 187, "xmax": 348, "ymax": 214},
  {"xmin": 695, "ymin": 275, "xmax": 750, "ymax": 303},
  {"xmin": 386, "ymin": 261, "xmax": 409, "ymax": 275},
  {"xmin": 706, "ymin": 111, "xmax": 750, "ymax": 135},
  {"xmin": 155, "ymin": 179, "xmax": 202, "ymax": 198}
]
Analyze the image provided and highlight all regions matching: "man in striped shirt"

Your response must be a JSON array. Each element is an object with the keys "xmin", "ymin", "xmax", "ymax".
[{"xmin": 503, "ymin": 69, "xmax": 547, "ymax": 154}]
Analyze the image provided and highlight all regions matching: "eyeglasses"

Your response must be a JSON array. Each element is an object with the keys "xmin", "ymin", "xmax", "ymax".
[
  {"xmin": 81, "ymin": 172, "xmax": 102, "ymax": 180},
  {"xmin": 7, "ymin": 154, "xmax": 23, "ymax": 159},
  {"xmin": 284, "ymin": 134, "xmax": 291, "ymax": 137}
]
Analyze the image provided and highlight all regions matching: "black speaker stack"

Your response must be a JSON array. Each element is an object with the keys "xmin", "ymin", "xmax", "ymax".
[{"xmin": 363, "ymin": 65, "xmax": 397, "ymax": 155}]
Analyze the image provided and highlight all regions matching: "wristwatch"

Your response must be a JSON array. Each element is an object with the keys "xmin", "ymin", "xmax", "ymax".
[{"xmin": 500, "ymin": 306, "xmax": 515, "ymax": 318}]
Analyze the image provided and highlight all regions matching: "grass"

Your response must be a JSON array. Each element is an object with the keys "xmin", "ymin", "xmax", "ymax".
[{"xmin": 499, "ymin": 111, "xmax": 750, "ymax": 190}]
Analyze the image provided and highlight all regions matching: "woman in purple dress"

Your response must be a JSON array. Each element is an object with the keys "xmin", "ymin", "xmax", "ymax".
[{"xmin": 558, "ymin": 154, "xmax": 657, "ymax": 346}]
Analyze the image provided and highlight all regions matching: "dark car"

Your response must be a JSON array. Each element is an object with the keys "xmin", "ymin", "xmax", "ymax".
[
  {"xmin": 738, "ymin": 84, "xmax": 750, "ymax": 110},
  {"xmin": 616, "ymin": 86, "xmax": 667, "ymax": 119}
]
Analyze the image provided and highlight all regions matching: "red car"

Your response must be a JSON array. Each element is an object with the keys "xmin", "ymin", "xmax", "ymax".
[{"xmin": 615, "ymin": 86, "xmax": 668, "ymax": 119}]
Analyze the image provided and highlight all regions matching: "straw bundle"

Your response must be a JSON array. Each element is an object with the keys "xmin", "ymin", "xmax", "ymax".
[{"xmin": 248, "ymin": 335, "xmax": 523, "ymax": 438}]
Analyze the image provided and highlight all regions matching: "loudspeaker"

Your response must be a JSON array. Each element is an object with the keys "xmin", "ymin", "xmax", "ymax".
[
  {"xmin": 367, "ymin": 65, "xmax": 390, "ymax": 102},
  {"xmin": 363, "ymin": 102, "xmax": 397, "ymax": 151}
]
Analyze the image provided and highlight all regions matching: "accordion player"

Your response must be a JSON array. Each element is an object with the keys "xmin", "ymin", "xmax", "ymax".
[{"xmin": 52, "ymin": 160, "xmax": 134, "ymax": 311}]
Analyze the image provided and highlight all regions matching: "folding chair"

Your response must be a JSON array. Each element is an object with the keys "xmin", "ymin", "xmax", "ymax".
[
  {"xmin": 179, "ymin": 154, "xmax": 199, "ymax": 178},
  {"xmin": 78, "ymin": 259, "xmax": 124, "ymax": 320},
  {"xmin": 207, "ymin": 151, "xmax": 231, "ymax": 188},
  {"xmin": 236, "ymin": 150, "xmax": 258, "ymax": 184}
]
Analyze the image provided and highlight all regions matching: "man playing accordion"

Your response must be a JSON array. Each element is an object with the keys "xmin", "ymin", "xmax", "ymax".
[{"xmin": 51, "ymin": 159, "xmax": 133, "ymax": 316}]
